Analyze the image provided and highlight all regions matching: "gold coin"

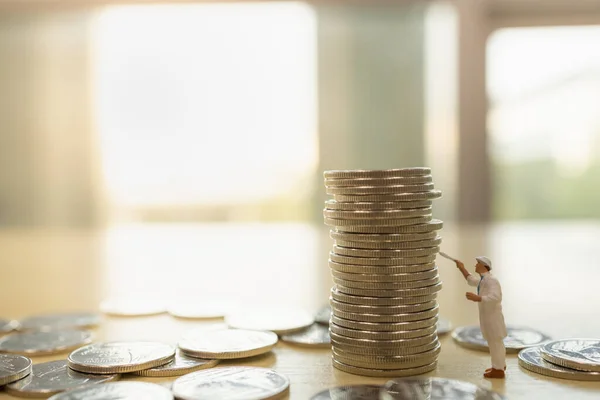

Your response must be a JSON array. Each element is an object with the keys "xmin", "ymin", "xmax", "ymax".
[
  {"xmin": 331, "ymin": 306, "xmax": 439, "ymax": 323},
  {"xmin": 333, "ymin": 190, "xmax": 442, "ymax": 203},
  {"xmin": 331, "ymin": 315, "xmax": 438, "ymax": 332},
  {"xmin": 332, "ymin": 344, "xmax": 440, "ymax": 369},
  {"xmin": 331, "ymin": 287, "xmax": 437, "ymax": 306},
  {"xmin": 332, "ymin": 246, "xmax": 439, "ymax": 258},
  {"xmin": 334, "ymin": 237, "xmax": 441, "ymax": 250},
  {"xmin": 334, "ymin": 220, "xmax": 443, "ymax": 234},
  {"xmin": 330, "ymin": 268, "xmax": 438, "ymax": 283},
  {"xmin": 335, "ymin": 282, "xmax": 443, "ymax": 298},
  {"xmin": 178, "ymin": 329, "xmax": 278, "ymax": 360},
  {"xmin": 332, "ymin": 339, "xmax": 439, "ymax": 356},
  {"xmin": 329, "ymin": 260, "xmax": 435, "ymax": 275},
  {"xmin": 332, "ymin": 358, "xmax": 437, "ymax": 377},
  {"xmin": 332, "ymin": 276, "xmax": 440, "ymax": 290},
  {"xmin": 330, "ymin": 323, "xmax": 437, "ymax": 340},
  {"xmin": 325, "ymin": 200, "xmax": 433, "ymax": 211},
  {"xmin": 326, "ymin": 183, "xmax": 435, "ymax": 195},
  {"xmin": 324, "ymin": 168, "xmax": 431, "ymax": 179},
  {"xmin": 330, "ymin": 253, "xmax": 436, "ymax": 266},
  {"xmin": 329, "ymin": 299, "xmax": 437, "ymax": 315},
  {"xmin": 324, "ymin": 216, "xmax": 432, "ymax": 227},
  {"xmin": 330, "ymin": 230, "xmax": 438, "ymax": 243},
  {"xmin": 323, "ymin": 208, "xmax": 432, "ymax": 220},
  {"xmin": 329, "ymin": 331, "xmax": 438, "ymax": 348},
  {"xmin": 324, "ymin": 175, "xmax": 433, "ymax": 187}
]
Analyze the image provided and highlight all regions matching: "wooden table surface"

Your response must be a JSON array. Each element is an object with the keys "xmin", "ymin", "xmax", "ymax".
[{"xmin": 1, "ymin": 222, "xmax": 600, "ymax": 399}]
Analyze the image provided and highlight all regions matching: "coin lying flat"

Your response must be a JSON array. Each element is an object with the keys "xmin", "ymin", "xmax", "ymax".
[
  {"xmin": 324, "ymin": 208, "xmax": 433, "ymax": 220},
  {"xmin": 172, "ymin": 366, "xmax": 290, "ymax": 400},
  {"xmin": 0, "ymin": 354, "xmax": 32, "ymax": 386},
  {"xmin": 68, "ymin": 341, "xmax": 175, "ymax": 374},
  {"xmin": 330, "ymin": 331, "xmax": 438, "ymax": 349},
  {"xmin": 331, "ymin": 287, "xmax": 438, "ymax": 306},
  {"xmin": 168, "ymin": 303, "xmax": 229, "ymax": 320},
  {"xmin": 326, "ymin": 183, "xmax": 435, "ymax": 195},
  {"xmin": 332, "ymin": 246, "xmax": 439, "ymax": 259},
  {"xmin": 329, "ymin": 299, "xmax": 437, "ymax": 315},
  {"xmin": 334, "ymin": 339, "xmax": 439, "ymax": 357},
  {"xmin": 334, "ymin": 237, "xmax": 442, "ymax": 250},
  {"xmin": 324, "ymin": 168, "xmax": 432, "ymax": 179},
  {"xmin": 332, "ymin": 345, "xmax": 440, "ymax": 370},
  {"xmin": 280, "ymin": 324, "xmax": 330, "ymax": 348},
  {"xmin": 325, "ymin": 200, "xmax": 434, "ymax": 211},
  {"xmin": 332, "ymin": 358, "xmax": 437, "ymax": 377},
  {"xmin": 225, "ymin": 308, "xmax": 314, "ymax": 334},
  {"xmin": 331, "ymin": 315, "xmax": 438, "ymax": 332},
  {"xmin": 330, "ymin": 230, "xmax": 438, "ymax": 243},
  {"xmin": 325, "ymin": 175, "xmax": 433, "ymax": 186},
  {"xmin": 333, "ymin": 191, "xmax": 442, "ymax": 203},
  {"xmin": 0, "ymin": 319, "xmax": 19, "ymax": 336},
  {"xmin": 310, "ymin": 384, "xmax": 381, "ymax": 399},
  {"xmin": 540, "ymin": 339, "xmax": 600, "ymax": 372},
  {"xmin": 329, "ymin": 260, "xmax": 436, "ymax": 275},
  {"xmin": 18, "ymin": 313, "xmax": 101, "ymax": 332},
  {"xmin": 5, "ymin": 360, "xmax": 118, "ymax": 397},
  {"xmin": 179, "ymin": 329, "xmax": 278, "ymax": 360},
  {"xmin": 100, "ymin": 298, "xmax": 166, "ymax": 316},
  {"xmin": 332, "ymin": 306, "xmax": 439, "ymax": 324},
  {"xmin": 133, "ymin": 350, "xmax": 219, "ymax": 377},
  {"xmin": 331, "ymin": 323, "xmax": 437, "ymax": 341},
  {"xmin": 334, "ymin": 282, "xmax": 442, "ymax": 298},
  {"xmin": 452, "ymin": 326, "xmax": 551, "ymax": 353},
  {"xmin": 332, "ymin": 276, "xmax": 440, "ymax": 290},
  {"xmin": 325, "ymin": 216, "xmax": 432, "ymax": 228},
  {"xmin": 0, "ymin": 330, "xmax": 92, "ymax": 356},
  {"xmin": 381, "ymin": 377, "xmax": 506, "ymax": 400},
  {"xmin": 330, "ymin": 253, "xmax": 436, "ymax": 267},
  {"xmin": 436, "ymin": 318, "xmax": 452, "ymax": 335},
  {"xmin": 314, "ymin": 305, "xmax": 331, "ymax": 325},
  {"xmin": 334, "ymin": 221, "xmax": 443, "ymax": 234},
  {"xmin": 331, "ymin": 268, "xmax": 438, "ymax": 283},
  {"xmin": 519, "ymin": 346, "xmax": 600, "ymax": 381},
  {"xmin": 47, "ymin": 381, "xmax": 173, "ymax": 400}
]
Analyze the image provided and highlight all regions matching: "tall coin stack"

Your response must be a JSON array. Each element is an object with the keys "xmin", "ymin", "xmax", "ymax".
[{"xmin": 323, "ymin": 168, "xmax": 443, "ymax": 377}]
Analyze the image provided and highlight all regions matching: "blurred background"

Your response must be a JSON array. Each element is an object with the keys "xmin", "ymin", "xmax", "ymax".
[{"xmin": 2, "ymin": 0, "xmax": 600, "ymax": 228}]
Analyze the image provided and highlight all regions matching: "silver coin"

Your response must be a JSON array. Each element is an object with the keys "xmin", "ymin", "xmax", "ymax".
[
  {"xmin": 68, "ymin": 341, "xmax": 175, "ymax": 374},
  {"xmin": 226, "ymin": 307, "xmax": 314, "ymax": 334},
  {"xmin": 133, "ymin": 350, "xmax": 219, "ymax": 377},
  {"xmin": 0, "ymin": 319, "xmax": 19, "ymax": 335},
  {"xmin": 381, "ymin": 377, "xmax": 506, "ymax": 400},
  {"xmin": 540, "ymin": 339, "xmax": 600, "ymax": 372},
  {"xmin": 314, "ymin": 305, "xmax": 331, "ymax": 325},
  {"xmin": 310, "ymin": 385, "xmax": 381, "ymax": 399},
  {"xmin": 452, "ymin": 325, "xmax": 551, "ymax": 353},
  {"xmin": 5, "ymin": 360, "xmax": 118, "ymax": 396},
  {"xmin": 0, "ymin": 354, "xmax": 32, "ymax": 386},
  {"xmin": 519, "ymin": 346, "xmax": 600, "ymax": 381},
  {"xmin": 436, "ymin": 318, "xmax": 452, "ymax": 335},
  {"xmin": 100, "ymin": 298, "xmax": 166, "ymax": 316},
  {"xmin": 18, "ymin": 312, "xmax": 101, "ymax": 332},
  {"xmin": 0, "ymin": 329, "xmax": 92, "ymax": 356},
  {"xmin": 46, "ymin": 381, "xmax": 173, "ymax": 400},
  {"xmin": 172, "ymin": 366, "xmax": 290, "ymax": 400},
  {"xmin": 280, "ymin": 323, "xmax": 330, "ymax": 348},
  {"xmin": 179, "ymin": 329, "xmax": 278, "ymax": 360}
]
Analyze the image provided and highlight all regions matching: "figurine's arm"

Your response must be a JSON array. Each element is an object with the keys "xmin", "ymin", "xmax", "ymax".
[
  {"xmin": 481, "ymin": 278, "xmax": 502, "ymax": 303},
  {"xmin": 455, "ymin": 260, "xmax": 477, "ymax": 285}
]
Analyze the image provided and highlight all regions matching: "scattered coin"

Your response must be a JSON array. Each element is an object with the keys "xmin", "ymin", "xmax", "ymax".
[
  {"xmin": 452, "ymin": 325, "xmax": 552, "ymax": 353},
  {"xmin": 225, "ymin": 307, "xmax": 314, "ymax": 334},
  {"xmin": 18, "ymin": 312, "xmax": 101, "ymax": 332},
  {"xmin": 436, "ymin": 318, "xmax": 452, "ymax": 335},
  {"xmin": 519, "ymin": 346, "xmax": 600, "ymax": 381},
  {"xmin": 310, "ymin": 384, "xmax": 382, "ymax": 399},
  {"xmin": 172, "ymin": 366, "xmax": 290, "ymax": 400},
  {"xmin": 325, "ymin": 200, "xmax": 433, "ymax": 211},
  {"xmin": 324, "ymin": 168, "xmax": 432, "ymax": 179},
  {"xmin": 381, "ymin": 377, "xmax": 506, "ymax": 400},
  {"xmin": 0, "ymin": 329, "xmax": 92, "ymax": 356},
  {"xmin": 540, "ymin": 339, "xmax": 600, "ymax": 372},
  {"xmin": 0, "ymin": 354, "xmax": 32, "ymax": 386},
  {"xmin": 324, "ymin": 175, "xmax": 433, "ymax": 186},
  {"xmin": 68, "ymin": 341, "xmax": 175, "ymax": 374},
  {"xmin": 280, "ymin": 323, "xmax": 331, "ymax": 348},
  {"xmin": 178, "ymin": 329, "xmax": 278, "ymax": 359},
  {"xmin": 47, "ymin": 381, "xmax": 173, "ymax": 400},
  {"xmin": 133, "ymin": 349, "xmax": 219, "ymax": 377},
  {"xmin": 314, "ymin": 305, "xmax": 331, "ymax": 325},
  {"xmin": 5, "ymin": 360, "xmax": 118, "ymax": 397},
  {"xmin": 332, "ymin": 358, "xmax": 437, "ymax": 377},
  {"xmin": 100, "ymin": 297, "xmax": 166, "ymax": 316},
  {"xmin": 0, "ymin": 319, "xmax": 19, "ymax": 336},
  {"xmin": 167, "ymin": 298, "xmax": 235, "ymax": 319}
]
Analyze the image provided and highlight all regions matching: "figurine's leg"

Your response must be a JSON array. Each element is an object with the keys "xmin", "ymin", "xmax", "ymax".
[{"xmin": 484, "ymin": 338, "xmax": 506, "ymax": 378}]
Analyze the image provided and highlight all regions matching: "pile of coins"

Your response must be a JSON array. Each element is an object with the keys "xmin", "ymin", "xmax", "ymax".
[
  {"xmin": 518, "ymin": 338, "xmax": 600, "ymax": 381},
  {"xmin": 323, "ymin": 168, "xmax": 443, "ymax": 377}
]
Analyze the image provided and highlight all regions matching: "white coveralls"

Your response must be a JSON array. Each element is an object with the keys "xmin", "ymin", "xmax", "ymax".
[{"xmin": 467, "ymin": 272, "xmax": 507, "ymax": 370}]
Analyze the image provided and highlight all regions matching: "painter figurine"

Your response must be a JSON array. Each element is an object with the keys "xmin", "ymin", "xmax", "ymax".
[{"xmin": 455, "ymin": 256, "xmax": 507, "ymax": 379}]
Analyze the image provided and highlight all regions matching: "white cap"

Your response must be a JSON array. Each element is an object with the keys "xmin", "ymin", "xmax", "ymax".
[{"xmin": 475, "ymin": 256, "xmax": 492, "ymax": 270}]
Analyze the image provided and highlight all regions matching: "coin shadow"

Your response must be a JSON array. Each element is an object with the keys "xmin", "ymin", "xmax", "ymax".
[{"xmin": 220, "ymin": 351, "xmax": 277, "ymax": 368}]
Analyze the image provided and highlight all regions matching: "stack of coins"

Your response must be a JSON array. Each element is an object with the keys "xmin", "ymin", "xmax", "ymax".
[{"xmin": 323, "ymin": 168, "xmax": 443, "ymax": 377}]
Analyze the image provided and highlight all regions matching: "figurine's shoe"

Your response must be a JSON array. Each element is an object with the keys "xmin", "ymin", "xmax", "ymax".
[
  {"xmin": 485, "ymin": 366, "xmax": 506, "ymax": 373},
  {"xmin": 484, "ymin": 368, "xmax": 505, "ymax": 379}
]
